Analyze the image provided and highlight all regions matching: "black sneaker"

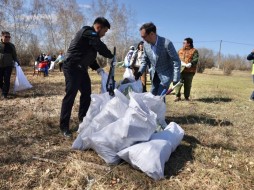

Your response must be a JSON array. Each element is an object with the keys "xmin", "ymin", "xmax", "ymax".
[{"xmin": 62, "ymin": 130, "xmax": 72, "ymax": 138}]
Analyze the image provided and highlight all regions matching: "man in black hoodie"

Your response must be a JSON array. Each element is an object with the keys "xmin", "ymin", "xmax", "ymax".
[{"xmin": 60, "ymin": 17, "xmax": 114, "ymax": 137}]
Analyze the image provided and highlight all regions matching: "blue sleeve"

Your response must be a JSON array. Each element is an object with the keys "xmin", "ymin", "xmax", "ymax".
[{"xmin": 167, "ymin": 41, "xmax": 181, "ymax": 82}]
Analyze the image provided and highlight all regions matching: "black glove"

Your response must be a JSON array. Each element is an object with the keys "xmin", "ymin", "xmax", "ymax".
[
  {"xmin": 173, "ymin": 81, "xmax": 178, "ymax": 86},
  {"xmin": 135, "ymin": 72, "xmax": 142, "ymax": 81}
]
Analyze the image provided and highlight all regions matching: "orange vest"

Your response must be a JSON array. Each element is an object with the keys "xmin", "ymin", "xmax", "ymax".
[{"xmin": 178, "ymin": 48, "xmax": 197, "ymax": 73}]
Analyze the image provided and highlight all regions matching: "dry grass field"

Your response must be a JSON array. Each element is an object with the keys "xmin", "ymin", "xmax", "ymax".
[{"xmin": 0, "ymin": 66, "xmax": 253, "ymax": 190}]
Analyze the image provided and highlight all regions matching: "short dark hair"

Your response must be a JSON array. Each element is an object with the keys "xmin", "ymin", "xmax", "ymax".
[
  {"xmin": 184, "ymin": 37, "xmax": 194, "ymax": 48},
  {"xmin": 1, "ymin": 31, "xmax": 10, "ymax": 36},
  {"xmin": 139, "ymin": 22, "xmax": 156, "ymax": 34},
  {"xmin": 94, "ymin": 17, "xmax": 111, "ymax": 29}
]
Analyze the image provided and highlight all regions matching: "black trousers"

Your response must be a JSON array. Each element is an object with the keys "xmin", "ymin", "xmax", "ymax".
[
  {"xmin": 0, "ymin": 66, "xmax": 13, "ymax": 96},
  {"xmin": 60, "ymin": 63, "xmax": 91, "ymax": 131},
  {"xmin": 59, "ymin": 62, "xmax": 63, "ymax": 72}
]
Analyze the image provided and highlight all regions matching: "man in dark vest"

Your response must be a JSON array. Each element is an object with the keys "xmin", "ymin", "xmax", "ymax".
[{"xmin": 60, "ymin": 17, "xmax": 114, "ymax": 137}]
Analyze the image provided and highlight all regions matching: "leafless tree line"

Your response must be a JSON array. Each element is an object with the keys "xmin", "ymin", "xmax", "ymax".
[
  {"xmin": 0, "ymin": 0, "xmax": 251, "ymax": 74},
  {"xmin": 197, "ymin": 48, "xmax": 251, "ymax": 74},
  {"xmin": 0, "ymin": 0, "xmax": 138, "ymax": 66}
]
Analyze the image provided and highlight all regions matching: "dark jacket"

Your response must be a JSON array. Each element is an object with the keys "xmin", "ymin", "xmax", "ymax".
[
  {"xmin": 247, "ymin": 52, "xmax": 254, "ymax": 61},
  {"xmin": 0, "ymin": 41, "xmax": 18, "ymax": 68},
  {"xmin": 65, "ymin": 26, "xmax": 113, "ymax": 70}
]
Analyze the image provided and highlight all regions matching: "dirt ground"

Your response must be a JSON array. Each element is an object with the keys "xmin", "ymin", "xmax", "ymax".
[{"xmin": 0, "ymin": 67, "xmax": 253, "ymax": 190}]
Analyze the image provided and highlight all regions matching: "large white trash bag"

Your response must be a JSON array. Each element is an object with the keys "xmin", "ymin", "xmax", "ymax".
[
  {"xmin": 72, "ymin": 89, "xmax": 129, "ymax": 150},
  {"xmin": 14, "ymin": 63, "xmax": 32, "ymax": 92},
  {"xmin": 135, "ymin": 92, "xmax": 167, "ymax": 128},
  {"xmin": 117, "ymin": 122, "xmax": 184, "ymax": 180},
  {"xmin": 48, "ymin": 61, "xmax": 55, "ymax": 71},
  {"xmin": 72, "ymin": 92, "xmax": 111, "ymax": 150},
  {"xmin": 88, "ymin": 92, "xmax": 157, "ymax": 164}
]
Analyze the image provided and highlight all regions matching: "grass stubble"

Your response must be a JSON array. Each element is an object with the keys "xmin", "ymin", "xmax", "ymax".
[{"xmin": 0, "ymin": 67, "xmax": 253, "ymax": 190}]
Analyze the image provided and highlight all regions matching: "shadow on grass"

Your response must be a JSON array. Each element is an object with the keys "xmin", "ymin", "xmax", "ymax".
[
  {"xmin": 195, "ymin": 97, "xmax": 232, "ymax": 103},
  {"xmin": 166, "ymin": 114, "xmax": 233, "ymax": 126},
  {"xmin": 164, "ymin": 135, "xmax": 200, "ymax": 178}
]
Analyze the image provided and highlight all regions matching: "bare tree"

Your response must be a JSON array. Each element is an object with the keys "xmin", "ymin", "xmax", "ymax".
[
  {"xmin": 90, "ymin": 0, "xmax": 138, "ymax": 62},
  {"xmin": 197, "ymin": 48, "xmax": 215, "ymax": 73},
  {"xmin": 39, "ymin": 0, "xmax": 85, "ymax": 53},
  {"xmin": 0, "ymin": 0, "xmax": 44, "ymax": 64}
]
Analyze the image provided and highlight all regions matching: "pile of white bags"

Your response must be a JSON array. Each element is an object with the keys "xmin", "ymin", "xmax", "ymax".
[
  {"xmin": 117, "ymin": 122, "xmax": 184, "ymax": 180},
  {"xmin": 72, "ymin": 70, "xmax": 184, "ymax": 180}
]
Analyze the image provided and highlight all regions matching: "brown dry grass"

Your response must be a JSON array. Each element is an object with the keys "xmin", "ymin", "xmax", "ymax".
[{"xmin": 0, "ymin": 67, "xmax": 253, "ymax": 190}]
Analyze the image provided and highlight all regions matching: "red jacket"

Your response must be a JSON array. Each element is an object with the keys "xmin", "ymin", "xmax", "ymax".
[{"xmin": 38, "ymin": 61, "xmax": 48, "ymax": 68}]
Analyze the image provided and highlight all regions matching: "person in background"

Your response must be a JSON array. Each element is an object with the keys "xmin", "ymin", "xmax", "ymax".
[
  {"xmin": 44, "ymin": 53, "xmax": 52, "ymax": 68},
  {"xmin": 38, "ymin": 58, "xmax": 49, "ymax": 76},
  {"xmin": 135, "ymin": 22, "xmax": 181, "ymax": 97},
  {"xmin": 59, "ymin": 17, "xmax": 114, "ymax": 137},
  {"xmin": 174, "ymin": 37, "xmax": 199, "ymax": 101},
  {"xmin": 130, "ymin": 41, "xmax": 147, "ymax": 92},
  {"xmin": 36, "ymin": 53, "xmax": 44, "ymax": 62},
  {"xmin": 54, "ymin": 52, "xmax": 65, "ymax": 72},
  {"xmin": 124, "ymin": 46, "xmax": 135, "ymax": 68},
  {"xmin": 247, "ymin": 49, "xmax": 254, "ymax": 101},
  {"xmin": 0, "ymin": 31, "xmax": 20, "ymax": 99},
  {"xmin": 51, "ymin": 55, "xmax": 57, "ymax": 62}
]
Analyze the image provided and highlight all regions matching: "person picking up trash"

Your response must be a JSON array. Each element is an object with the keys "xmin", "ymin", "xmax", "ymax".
[
  {"xmin": 59, "ymin": 17, "xmax": 114, "ymax": 137},
  {"xmin": 135, "ymin": 22, "xmax": 181, "ymax": 96}
]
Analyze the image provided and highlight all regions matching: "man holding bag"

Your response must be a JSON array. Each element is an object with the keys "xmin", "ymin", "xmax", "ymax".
[{"xmin": 0, "ymin": 31, "xmax": 20, "ymax": 99}]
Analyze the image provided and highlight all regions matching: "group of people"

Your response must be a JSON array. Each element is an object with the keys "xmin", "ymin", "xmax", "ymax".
[
  {"xmin": 59, "ymin": 18, "xmax": 200, "ymax": 137},
  {"xmin": 125, "ymin": 24, "xmax": 199, "ymax": 101},
  {"xmin": 1, "ymin": 17, "xmax": 253, "ymax": 139},
  {"xmin": 35, "ymin": 52, "xmax": 65, "ymax": 76}
]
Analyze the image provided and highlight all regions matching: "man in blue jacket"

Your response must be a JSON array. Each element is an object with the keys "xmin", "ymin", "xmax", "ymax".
[
  {"xmin": 60, "ymin": 17, "xmax": 114, "ymax": 137},
  {"xmin": 135, "ymin": 22, "xmax": 181, "ymax": 96}
]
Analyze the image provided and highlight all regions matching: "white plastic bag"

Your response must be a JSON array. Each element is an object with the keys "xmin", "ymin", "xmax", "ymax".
[
  {"xmin": 123, "ymin": 68, "xmax": 135, "ymax": 80},
  {"xmin": 72, "ymin": 89, "xmax": 129, "ymax": 150},
  {"xmin": 14, "ymin": 63, "xmax": 33, "ymax": 92},
  {"xmin": 88, "ymin": 92, "xmax": 157, "ymax": 164},
  {"xmin": 117, "ymin": 122, "xmax": 184, "ymax": 180},
  {"xmin": 48, "ymin": 61, "xmax": 55, "ymax": 71},
  {"xmin": 100, "ymin": 71, "xmax": 109, "ymax": 93},
  {"xmin": 134, "ymin": 92, "xmax": 167, "ymax": 128}
]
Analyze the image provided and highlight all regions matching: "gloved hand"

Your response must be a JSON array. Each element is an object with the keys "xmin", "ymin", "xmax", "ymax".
[
  {"xmin": 135, "ymin": 72, "xmax": 142, "ymax": 81},
  {"xmin": 186, "ymin": 63, "xmax": 192, "ymax": 68},
  {"xmin": 97, "ymin": 68, "xmax": 104, "ymax": 75},
  {"xmin": 181, "ymin": 61, "xmax": 187, "ymax": 67}
]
